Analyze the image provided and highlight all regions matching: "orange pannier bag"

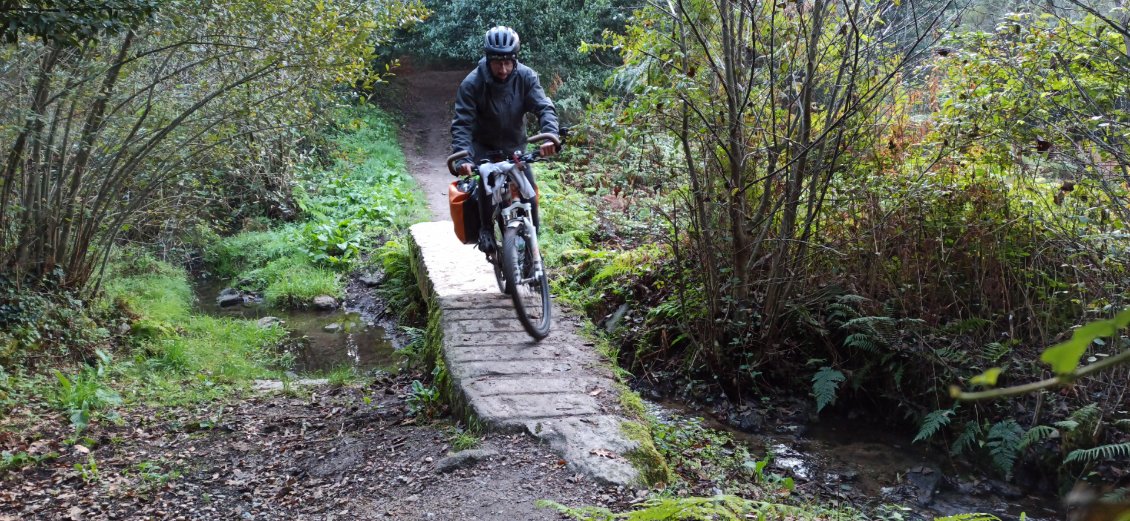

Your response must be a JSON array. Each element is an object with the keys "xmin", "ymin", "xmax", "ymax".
[{"xmin": 448, "ymin": 177, "xmax": 481, "ymax": 244}]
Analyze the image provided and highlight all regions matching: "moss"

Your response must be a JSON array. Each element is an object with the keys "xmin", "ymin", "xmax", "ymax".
[
  {"xmin": 617, "ymin": 384, "xmax": 647, "ymax": 420},
  {"xmin": 621, "ymin": 420, "xmax": 674, "ymax": 487}
]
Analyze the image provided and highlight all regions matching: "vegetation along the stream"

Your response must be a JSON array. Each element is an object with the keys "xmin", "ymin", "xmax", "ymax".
[{"xmin": 3, "ymin": 0, "xmax": 1130, "ymax": 519}]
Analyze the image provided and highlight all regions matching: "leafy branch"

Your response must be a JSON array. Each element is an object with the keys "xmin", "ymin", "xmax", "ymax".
[{"xmin": 951, "ymin": 309, "xmax": 1130, "ymax": 401}]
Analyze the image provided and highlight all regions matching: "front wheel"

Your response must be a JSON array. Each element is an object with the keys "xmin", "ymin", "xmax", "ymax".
[{"xmin": 501, "ymin": 225, "xmax": 551, "ymax": 339}]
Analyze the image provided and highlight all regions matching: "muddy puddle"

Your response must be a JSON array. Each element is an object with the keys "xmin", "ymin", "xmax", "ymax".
[
  {"xmin": 193, "ymin": 278, "xmax": 398, "ymax": 374},
  {"xmin": 646, "ymin": 401, "xmax": 1065, "ymax": 520}
]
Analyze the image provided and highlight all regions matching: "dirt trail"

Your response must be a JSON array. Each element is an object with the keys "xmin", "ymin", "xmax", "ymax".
[
  {"xmin": 392, "ymin": 65, "xmax": 468, "ymax": 220},
  {"xmin": 0, "ymin": 65, "xmax": 631, "ymax": 521}
]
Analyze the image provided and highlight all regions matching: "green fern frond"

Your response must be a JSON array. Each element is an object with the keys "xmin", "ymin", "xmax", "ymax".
[
  {"xmin": 842, "ymin": 316, "xmax": 898, "ymax": 331},
  {"xmin": 1069, "ymin": 403, "xmax": 1101, "ymax": 426},
  {"xmin": 1103, "ymin": 488, "xmax": 1130, "ymax": 503},
  {"xmin": 1018, "ymin": 425, "xmax": 1058, "ymax": 450},
  {"xmin": 982, "ymin": 342, "xmax": 1011, "ymax": 364},
  {"xmin": 915, "ymin": 408, "xmax": 955, "ymax": 443},
  {"xmin": 951, "ymin": 421, "xmax": 982, "ymax": 457},
  {"xmin": 825, "ymin": 303, "xmax": 859, "ymax": 327},
  {"xmin": 1054, "ymin": 420, "xmax": 1080, "ymax": 431},
  {"xmin": 844, "ymin": 332, "xmax": 881, "ymax": 352},
  {"xmin": 1064, "ymin": 442, "xmax": 1130, "ymax": 464},
  {"xmin": 936, "ymin": 347, "xmax": 972, "ymax": 364},
  {"xmin": 933, "ymin": 514, "xmax": 1002, "ymax": 521},
  {"xmin": 988, "ymin": 420, "xmax": 1024, "ymax": 477},
  {"xmin": 812, "ymin": 367, "xmax": 845, "ymax": 413},
  {"xmin": 835, "ymin": 294, "xmax": 869, "ymax": 305},
  {"xmin": 592, "ymin": 245, "xmax": 663, "ymax": 283}
]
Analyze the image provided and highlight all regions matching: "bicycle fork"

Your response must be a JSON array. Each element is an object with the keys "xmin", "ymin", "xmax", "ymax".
[{"xmin": 500, "ymin": 202, "xmax": 544, "ymax": 283}]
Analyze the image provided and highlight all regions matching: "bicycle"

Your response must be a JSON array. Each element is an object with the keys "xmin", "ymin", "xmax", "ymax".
[{"xmin": 446, "ymin": 133, "xmax": 561, "ymax": 340}]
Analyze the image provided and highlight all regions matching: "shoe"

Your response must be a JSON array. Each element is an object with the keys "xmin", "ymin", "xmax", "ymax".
[{"xmin": 476, "ymin": 233, "xmax": 496, "ymax": 254}]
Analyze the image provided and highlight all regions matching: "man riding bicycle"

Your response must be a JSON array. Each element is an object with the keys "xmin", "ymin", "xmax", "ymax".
[{"xmin": 450, "ymin": 26, "xmax": 559, "ymax": 255}]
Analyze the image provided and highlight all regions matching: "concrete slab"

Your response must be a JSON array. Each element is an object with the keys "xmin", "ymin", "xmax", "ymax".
[
  {"xmin": 463, "ymin": 376, "xmax": 604, "ymax": 397},
  {"xmin": 473, "ymin": 392, "xmax": 602, "ymax": 420},
  {"xmin": 410, "ymin": 221, "xmax": 643, "ymax": 486}
]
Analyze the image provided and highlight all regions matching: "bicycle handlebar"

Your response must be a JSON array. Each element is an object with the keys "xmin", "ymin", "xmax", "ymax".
[{"xmin": 445, "ymin": 133, "xmax": 563, "ymax": 176}]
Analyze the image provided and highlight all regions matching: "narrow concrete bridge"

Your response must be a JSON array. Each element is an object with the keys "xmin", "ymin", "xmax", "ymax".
[{"xmin": 409, "ymin": 221, "xmax": 647, "ymax": 486}]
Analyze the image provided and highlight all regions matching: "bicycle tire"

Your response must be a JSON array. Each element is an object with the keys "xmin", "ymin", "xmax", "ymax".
[
  {"xmin": 501, "ymin": 225, "xmax": 552, "ymax": 339},
  {"xmin": 491, "ymin": 220, "xmax": 510, "ymax": 295}
]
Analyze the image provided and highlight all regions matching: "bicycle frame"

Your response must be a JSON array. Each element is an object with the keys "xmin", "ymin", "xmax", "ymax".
[{"xmin": 490, "ymin": 163, "xmax": 544, "ymax": 283}]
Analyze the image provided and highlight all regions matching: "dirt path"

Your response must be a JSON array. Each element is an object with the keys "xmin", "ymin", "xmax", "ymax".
[
  {"xmin": 0, "ymin": 65, "xmax": 633, "ymax": 521},
  {"xmin": 391, "ymin": 65, "xmax": 468, "ymax": 220},
  {"xmin": 0, "ymin": 374, "xmax": 629, "ymax": 520}
]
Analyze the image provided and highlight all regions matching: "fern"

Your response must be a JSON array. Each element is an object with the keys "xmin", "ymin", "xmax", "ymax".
[
  {"xmin": 812, "ymin": 367, "xmax": 845, "ymax": 413},
  {"xmin": 825, "ymin": 302, "xmax": 860, "ymax": 327},
  {"xmin": 936, "ymin": 347, "xmax": 972, "ymax": 364},
  {"xmin": 1064, "ymin": 442, "xmax": 1130, "ymax": 464},
  {"xmin": 1069, "ymin": 403, "xmax": 1101, "ymax": 426},
  {"xmin": 933, "ymin": 515, "xmax": 1001, "ymax": 521},
  {"xmin": 915, "ymin": 408, "xmax": 954, "ymax": 444},
  {"xmin": 1054, "ymin": 420, "xmax": 1080, "ymax": 431},
  {"xmin": 1103, "ymin": 487, "xmax": 1130, "ymax": 503},
  {"xmin": 1018, "ymin": 425, "xmax": 1058, "ymax": 451},
  {"xmin": 951, "ymin": 421, "xmax": 983, "ymax": 457},
  {"xmin": 987, "ymin": 420, "xmax": 1024, "ymax": 477},
  {"xmin": 982, "ymin": 342, "xmax": 1011, "ymax": 364},
  {"xmin": 592, "ymin": 245, "xmax": 662, "ymax": 283},
  {"xmin": 844, "ymin": 332, "xmax": 881, "ymax": 353},
  {"xmin": 835, "ymin": 294, "xmax": 870, "ymax": 305}
]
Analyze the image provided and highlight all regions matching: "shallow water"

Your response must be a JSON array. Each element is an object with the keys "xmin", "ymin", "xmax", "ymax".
[
  {"xmin": 193, "ymin": 278, "xmax": 397, "ymax": 374},
  {"xmin": 646, "ymin": 400, "xmax": 1064, "ymax": 521}
]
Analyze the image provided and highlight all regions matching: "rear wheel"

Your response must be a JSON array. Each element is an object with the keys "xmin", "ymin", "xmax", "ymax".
[{"xmin": 501, "ymin": 225, "xmax": 551, "ymax": 339}]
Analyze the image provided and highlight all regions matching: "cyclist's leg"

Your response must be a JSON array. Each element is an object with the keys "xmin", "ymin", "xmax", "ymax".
[
  {"xmin": 523, "ymin": 164, "xmax": 540, "ymax": 230},
  {"xmin": 476, "ymin": 174, "xmax": 495, "ymax": 253}
]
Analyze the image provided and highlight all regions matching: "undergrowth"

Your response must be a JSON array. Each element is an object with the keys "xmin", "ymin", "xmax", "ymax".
[{"xmin": 200, "ymin": 103, "xmax": 424, "ymax": 307}]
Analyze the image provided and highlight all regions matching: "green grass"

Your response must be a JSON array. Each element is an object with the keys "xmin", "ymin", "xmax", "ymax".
[
  {"xmin": 98, "ymin": 254, "xmax": 288, "ymax": 407},
  {"xmin": 534, "ymin": 162, "xmax": 597, "ymax": 265},
  {"xmin": 202, "ymin": 104, "xmax": 426, "ymax": 308},
  {"xmin": 255, "ymin": 255, "xmax": 342, "ymax": 307},
  {"xmin": 203, "ymin": 228, "xmax": 295, "ymax": 280}
]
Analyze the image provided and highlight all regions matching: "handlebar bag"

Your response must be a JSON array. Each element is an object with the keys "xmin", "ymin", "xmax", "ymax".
[{"xmin": 448, "ymin": 177, "xmax": 481, "ymax": 244}]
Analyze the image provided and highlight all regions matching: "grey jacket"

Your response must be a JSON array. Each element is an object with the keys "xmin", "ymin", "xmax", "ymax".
[{"xmin": 451, "ymin": 58, "xmax": 558, "ymax": 165}]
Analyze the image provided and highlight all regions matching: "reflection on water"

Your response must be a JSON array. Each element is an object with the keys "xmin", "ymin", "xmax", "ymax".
[{"xmin": 194, "ymin": 279, "xmax": 397, "ymax": 374}]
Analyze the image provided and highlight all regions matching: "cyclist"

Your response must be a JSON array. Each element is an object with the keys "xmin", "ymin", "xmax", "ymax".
[{"xmin": 450, "ymin": 25, "xmax": 559, "ymax": 255}]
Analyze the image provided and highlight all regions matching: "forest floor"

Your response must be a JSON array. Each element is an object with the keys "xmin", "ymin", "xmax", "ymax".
[
  {"xmin": 0, "ymin": 63, "xmax": 639, "ymax": 521},
  {"xmin": 0, "ymin": 370, "xmax": 633, "ymax": 520}
]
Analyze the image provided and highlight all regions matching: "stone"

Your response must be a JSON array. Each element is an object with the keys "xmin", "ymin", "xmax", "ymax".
[
  {"xmin": 257, "ymin": 316, "xmax": 282, "ymax": 328},
  {"xmin": 433, "ymin": 449, "xmax": 498, "ymax": 474},
  {"xmin": 359, "ymin": 272, "xmax": 385, "ymax": 287},
  {"xmin": 409, "ymin": 221, "xmax": 642, "ymax": 486},
  {"xmin": 313, "ymin": 295, "xmax": 337, "ymax": 310},
  {"xmin": 906, "ymin": 465, "xmax": 942, "ymax": 506},
  {"xmin": 217, "ymin": 292, "xmax": 243, "ymax": 308},
  {"xmin": 323, "ymin": 323, "xmax": 342, "ymax": 333}
]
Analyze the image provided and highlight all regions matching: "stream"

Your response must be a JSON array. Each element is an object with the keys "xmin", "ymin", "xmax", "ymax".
[
  {"xmin": 192, "ymin": 278, "xmax": 1065, "ymax": 519},
  {"xmin": 646, "ymin": 400, "xmax": 1066, "ymax": 520},
  {"xmin": 193, "ymin": 278, "xmax": 398, "ymax": 374}
]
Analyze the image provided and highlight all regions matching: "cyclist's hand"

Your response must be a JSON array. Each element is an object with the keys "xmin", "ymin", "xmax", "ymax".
[
  {"xmin": 539, "ymin": 140, "xmax": 557, "ymax": 158},
  {"xmin": 457, "ymin": 162, "xmax": 473, "ymax": 176}
]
